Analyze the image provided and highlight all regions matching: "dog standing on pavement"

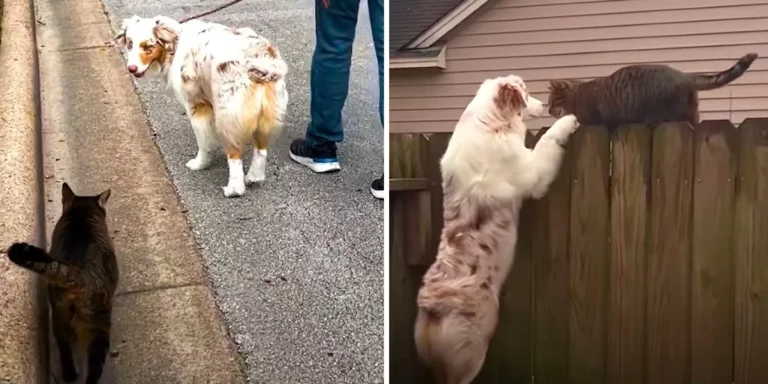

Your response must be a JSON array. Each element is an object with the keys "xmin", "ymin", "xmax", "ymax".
[
  {"xmin": 414, "ymin": 74, "xmax": 580, "ymax": 384},
  {"xmin": 114, "ymin": 16, "xmax": 289, "ymax": 197}
]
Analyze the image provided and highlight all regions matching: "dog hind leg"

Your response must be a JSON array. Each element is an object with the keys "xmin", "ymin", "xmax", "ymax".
[
  {"xmin": 185, "ymin": 101, "xmax": 217, "ymax": 171},
  {"xmin": 222, "ymin": 145, "xmax": 246, "ymax": 197},
  {"xmin": 415, "ymin": 310, "xmax": 488, "ymax": 384},
  {"xmin": 244, "ymin": 82, "xmax": 283, "ymax": 185},
  {"xmin": 443, "ymin": 339, "xmax": 487, "ymax": 384},
  {"xmin": 245, "ymin": 130, "xmax": 272, "ymax": 185}
]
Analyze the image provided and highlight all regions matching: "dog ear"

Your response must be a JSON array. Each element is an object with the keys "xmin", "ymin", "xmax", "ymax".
[
  {"xmin": 153, "ymin": 24, "xmax": 179, "ymax": 53},
  {"xmin": 494, "ymin": 83, "xmax": 525, "ymax": 113},
  {"xmin": 112, "ymin": 16, "xmax": 140, "ymax": 45},
  {"xmin": 112, "ymin": 29, "xmax": 125, "ymax": 43}
]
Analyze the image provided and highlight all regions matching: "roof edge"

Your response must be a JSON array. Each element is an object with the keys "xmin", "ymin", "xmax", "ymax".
[
  {"xmin": 390, "ymin": 45, "xmax": 447, "ymax": 69},
  {"xmin": 404, "ymin": 0, "xmax": 490, "ymax": 49}
]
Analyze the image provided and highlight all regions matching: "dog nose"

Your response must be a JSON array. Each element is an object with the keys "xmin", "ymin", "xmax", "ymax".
[{"xmin": 127, "ymin": 65, "xmax": 138, "ymax": 73}]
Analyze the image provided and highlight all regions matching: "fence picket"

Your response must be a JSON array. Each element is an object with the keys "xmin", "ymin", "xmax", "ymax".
[
  {"xmin": 531, "ymin": 127, "xmax": 574, "ymax": 384},
  {"xmin": 568, "ymin": 125, "xmax": 610, "ymax": 384},
  {"xmin": 388, "ymin": 133, "xmax": 443, "ymax": 383},
  {"xmin": 387, "ymin": 119, "xmax": 768, "ymax": 384},
  {"xmin": 734, "ymin": 118, "xmax": 768, "ymax": 384},
  {"xmin": 691, "ymin": 120, "xmax": 738, "ymax": 384},
  {"xmin": 480, "ymin": 131, "xmax": 538, "ymax": 384},
  {"xmin": 647, "ymin": 122, "xmax": 695, "ymax": 384},
  {"xmin": 607, "ymin": 124, "xmax": 651, "ymax": 384}
]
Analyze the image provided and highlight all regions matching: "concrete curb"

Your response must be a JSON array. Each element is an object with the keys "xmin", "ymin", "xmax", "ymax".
[{"xmin": 0, "ymin": 0, "xmax": 49, "ymax": 383}]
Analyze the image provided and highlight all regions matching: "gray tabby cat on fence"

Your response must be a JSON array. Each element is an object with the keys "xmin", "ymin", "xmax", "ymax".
[{"xmin": 547, "ymin": 53, "xmax": 758, "ymax": 128}]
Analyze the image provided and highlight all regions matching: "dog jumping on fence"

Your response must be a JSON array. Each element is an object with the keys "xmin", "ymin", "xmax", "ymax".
[
  {"xmin": 114, "ymin": 16, "xmax": 288, "ymax": 197},
  {"xmin": 414, "ymin": 74, "xmax": 580, "ymax": 384}
]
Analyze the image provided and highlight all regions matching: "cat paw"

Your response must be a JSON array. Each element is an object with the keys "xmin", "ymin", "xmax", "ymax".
[
  {"xmin": 185, "ymin": 157, "xmax": 211, "ymax": 171},
  {"xmin": 6, "ymin": 242, "xmax": 32, "ymax": 264},
  {"xmin": 222, "ymin": 181, "xmax": 246, "ymax": 198}
]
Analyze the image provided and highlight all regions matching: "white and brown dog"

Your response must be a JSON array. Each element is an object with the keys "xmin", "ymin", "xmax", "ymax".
[
  {"xmin": 414, "ymin": 74, "xmax": 579, "ymax": 384},
  {"xmin": 114, "ymin": 15, "xmax": 289, "ymax": 197}
]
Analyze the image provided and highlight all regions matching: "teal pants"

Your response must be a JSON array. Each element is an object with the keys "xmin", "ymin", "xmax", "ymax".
[{"xmin": 305, "ymin": 0, "xmax": 384, "ymax": 150}]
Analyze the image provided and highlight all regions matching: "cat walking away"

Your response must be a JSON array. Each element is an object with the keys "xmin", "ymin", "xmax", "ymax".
[
  {"xmin": 547, "ymin": 53, "xmax": 758, "ymax": 128},
  {"xmin": 7, "ymin": 183, "xmax": 118, "ymax": 384}
]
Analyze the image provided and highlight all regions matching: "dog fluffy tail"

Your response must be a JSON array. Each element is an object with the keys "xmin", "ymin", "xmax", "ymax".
[
  {"xmin": 414, "ymin": 309, "xmax": 488, "ymax": 384},
  {"xmin": 244, "ymin": 56, "xmax": 288, "ymax": 83}
]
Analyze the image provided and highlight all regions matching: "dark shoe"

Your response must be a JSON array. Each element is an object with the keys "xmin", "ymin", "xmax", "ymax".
[
  {"xmin": 370, "ymin": 175, "xmax": 384, "ymax": 200},
  {"xmin": 289, "ymin": 139, "xmax": 340, "ymax": 173}
]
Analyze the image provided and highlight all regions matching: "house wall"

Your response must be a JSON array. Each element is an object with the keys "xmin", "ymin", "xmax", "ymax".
[{"xmin": 390, "ymin": 0, "xmax": 768, "ymax": 133}]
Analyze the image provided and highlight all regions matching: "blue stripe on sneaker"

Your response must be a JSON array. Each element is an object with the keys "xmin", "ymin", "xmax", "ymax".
[{"xmin": 312, "ymin": 158, "xmax": 339, "ymax": 164}]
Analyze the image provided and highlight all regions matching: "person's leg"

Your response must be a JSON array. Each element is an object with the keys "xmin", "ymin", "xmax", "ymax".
[
  {"xmin": 368, "ymin": 0, "xmax": 384, "ymax": 199},
  {"xmin": 290, "ymin": 0, "xmax": 360, "ymax": 173}
]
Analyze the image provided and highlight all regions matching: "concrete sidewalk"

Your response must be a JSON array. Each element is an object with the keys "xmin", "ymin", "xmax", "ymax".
[
  {"xmin": 27, "ymin": 0, "xmax": 245, "ymax": 381},
  {"xmin": 0, "ymin": 0, "xmax": 48, "ymax": 381},
  {"xmin": 101, "ymin": 0, "xmax": 385, "ymax": 383}
]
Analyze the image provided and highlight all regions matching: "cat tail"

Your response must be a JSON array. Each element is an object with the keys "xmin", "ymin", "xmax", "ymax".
[
  {"xmin": 690, "ymin": 53, "xmax": 758, "ymax": 91},
  {"xmin": 6, "ymin": 242, "xmax": 77, "ymax": 287}
]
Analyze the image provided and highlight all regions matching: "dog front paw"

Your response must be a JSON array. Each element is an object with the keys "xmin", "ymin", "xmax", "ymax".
[
  {"xmin": 245, "ymin": 170, "xmax": 266, "ymax": 185},
  {"xmin": 558, "ymin": 114, "xmax": 580, "ymax": 133},
  {"xmin": 222, "ymin": 181, "xmax": 246, "ymax": 198},
  {"xmin": 186, "ymin": 157, "xmax": 210, "ymax": 171}
]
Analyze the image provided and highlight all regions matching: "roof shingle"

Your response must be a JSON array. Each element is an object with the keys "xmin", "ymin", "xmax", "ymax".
[{"xmin": 390, "ymin": 0, "xmax": 465, "ymax": 51}]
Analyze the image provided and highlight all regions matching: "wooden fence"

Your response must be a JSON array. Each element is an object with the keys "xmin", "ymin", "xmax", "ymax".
[{"xmin": 389, "ymin": 119, "xmax": 768, "ymax": 384}]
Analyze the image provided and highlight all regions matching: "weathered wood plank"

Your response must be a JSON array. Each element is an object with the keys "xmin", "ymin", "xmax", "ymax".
[
  {"xmin": 389, "ymin": 178, "xmax": 430, "ymax": 191},
  {"xmin": 568, "ymin": 125, "xmax": 610, "ymax": 384},
  {"xmin": 388, "ymin": 133, "xmax": 433, "ymax": 383},
  {"xmin": 531, "ymin": 127, "xmax": 573, "ymax": 384},
  {"xmin": 607, "ymin": 124, "xmax": 651, "ymax": 384},
  {"xmin": 475, "ymin": 132, "xmax": 538, "ymax": 384},
  {"xmin": 691, "ymin": 120, "xmax": 738, "ymax": 384},
  {"xmin": 647, "ymin": 122, "xmax": 694, "ymax": 384},
  {"xmin": 734, "ymin": 118, "xmax": 768, "ymax": 384},
  {"xmin": 426, "ymin": 134, "xmax": 451, "ymax": 267},
  {"xmin": 494, "ymin": 200, "xmax": 535, "ymax": 384},
  {"xmin": 389, "ymin": 134, "xmax": 434, "ymax": 267}
]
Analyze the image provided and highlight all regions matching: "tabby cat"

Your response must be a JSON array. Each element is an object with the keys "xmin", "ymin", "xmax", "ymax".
[
  {"xmin": 547, "ymin": 53, "xmax": 758, "ymax": 128},
  {"xmin": 7, "ymin": 182, "xmax": 118, "ymax": 384}
]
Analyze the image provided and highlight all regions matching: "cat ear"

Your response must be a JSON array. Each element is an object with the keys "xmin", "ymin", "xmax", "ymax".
[
  {"xmin": 97, "ymin": 189, "xmax": 111, "ymax": 208},
  {"xmin": 549, "ymin": 79, "xmax": 577, "ymax": 92},
  {"xmin": 62, "ymin": 183, "xmax": 75, "ymax": 207},
  {"xmin": 549, "ymin": 80, "xmax": 565, "ymax": 91}
]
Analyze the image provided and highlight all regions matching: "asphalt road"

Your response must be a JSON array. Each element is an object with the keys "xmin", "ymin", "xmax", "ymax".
[{"xmin": 100, "ymin": 0, "xmax": 384, "ymax": 383}]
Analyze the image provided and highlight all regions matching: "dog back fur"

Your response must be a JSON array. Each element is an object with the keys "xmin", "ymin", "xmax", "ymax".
[{"xmin": 117, "ymin": 16, "xmax": 289, "ymax": 148}]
